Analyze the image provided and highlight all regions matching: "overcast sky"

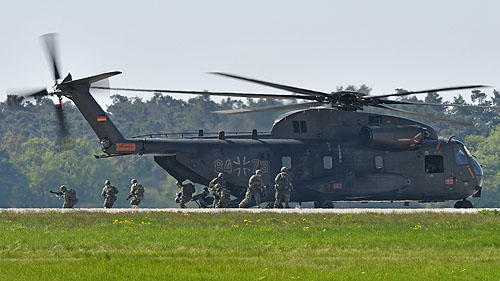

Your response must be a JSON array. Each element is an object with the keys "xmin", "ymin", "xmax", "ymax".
[{"xmin": 1, "ymin": 0, "xmax": 499, "ymax": 106}]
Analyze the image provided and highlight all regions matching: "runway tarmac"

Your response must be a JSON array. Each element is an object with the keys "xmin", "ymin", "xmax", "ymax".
[{"xmin": 1, "ymin": 208, "xmax": 498, "ymax": 214}]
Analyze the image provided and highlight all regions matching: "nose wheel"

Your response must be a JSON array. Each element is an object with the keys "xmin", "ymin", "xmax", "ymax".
[{"xmin": 454, "ymin": 199, "xmax": 473, "ymax": 208}]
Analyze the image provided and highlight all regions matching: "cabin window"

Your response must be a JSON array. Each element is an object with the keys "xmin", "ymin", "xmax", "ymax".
[
  {"xmin": 425, "ymin": 155, "xmax": 444, "ymax": 173},
  {"xmin": 292, "ymin": 121, "xmax": 308, "ymax": 133},
  {"xmin": 300, "ymin": 121, "xmax": 307, "ymax": 133},
  {"xmin": 454, "ymin": 147, "xmax": 468, "ymax": 165},
  {"xmin": 282, "ymin": 156, "xmax": 292, "ymax": 169},
  {"xmin": 374, "ymin": 155, "xmax": 383, "ymax": 169},
  {"xmin": 323, "ymin": 156, "xmax": 333, "ymax": 169},
  {"xmin": 369, "ymin": 116, "xmax": 382, "ymax": 125}
]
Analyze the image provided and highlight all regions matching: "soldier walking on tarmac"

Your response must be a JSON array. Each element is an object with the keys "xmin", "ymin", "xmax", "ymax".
[
  {"xmin": 209, "ymin": 173, "xmax": 229, "ymax": 208},
  {"xmin": 127, "ymin": 178, "xmax": 145, "ymax": 208},
  {"xmin": 239, "ymin": 169, "xmax": 265, "ymax": 208},
  {"xmin": 101, "ymin": 180, "xmax": 119, "ymax": 208},
  {"xmin": 175, "ymin": 181, "xmax": 196, "ymax": 208},
  {"xmin": 274, "ymin": 167, "xmax": 294, "ymax": 208}
]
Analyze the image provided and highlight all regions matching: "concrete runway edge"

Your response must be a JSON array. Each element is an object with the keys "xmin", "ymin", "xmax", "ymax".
[{"xmin": 1, "ymin": 208, "xmax": 499, "ymax": 214}]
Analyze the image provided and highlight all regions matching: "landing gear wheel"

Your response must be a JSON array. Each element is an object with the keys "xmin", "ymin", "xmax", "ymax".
[
  {"xmin": 454, "ymin": 200, "xmax": 473, "ymax": 209},
  {"xmin": 314, "ymin": 200, "xmax": 334, "ymax": 208}
]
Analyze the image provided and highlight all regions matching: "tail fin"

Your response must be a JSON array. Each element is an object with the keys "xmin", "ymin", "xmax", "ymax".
[{"xmin": 59, "ymin": 71, "xmax": 125, "ymax": 143}]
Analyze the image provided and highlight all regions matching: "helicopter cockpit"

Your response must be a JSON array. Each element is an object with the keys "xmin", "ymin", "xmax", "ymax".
[{"xmin": 453, "ymin": 141, "xmax": 483, "ymax": 187}]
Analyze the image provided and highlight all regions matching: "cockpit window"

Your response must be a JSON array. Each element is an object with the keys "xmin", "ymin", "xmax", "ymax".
[{"xmin": 454, "ymin": 147, "xmax": 468, "ymax": 165}]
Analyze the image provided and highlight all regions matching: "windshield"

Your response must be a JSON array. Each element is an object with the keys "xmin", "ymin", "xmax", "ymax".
[{"xmin": 462, "ymin": 144, "xmax": 483, "ymax": 176}]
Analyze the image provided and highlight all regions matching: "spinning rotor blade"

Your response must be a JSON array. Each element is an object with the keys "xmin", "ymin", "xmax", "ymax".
[
  {"xmin": 210, "ymin": 72, "xmax": 332, "ymax": 98},
  {"xmin": 212, "ymin": 101, "xmax": 324, "ymax": 115},
  {"xmin": 364, "ymin": 85, "xmax": 490, "ymax": 100},
  {"xmin": 379, "ymin": 99, "xmax": 500, "ymax": 109},
  {"xmin": 41, "ymin": 33, "xmax": 61, "ymax": 81},
  {"xmin": 54, "ymin": 101, "xmax": 72, "ymax": 150},
  {"xmin": 373, "ymin": 105, "xmax": 473, "ymax": 126},
  {"xmin": 91, "ymin": 86, "xmax": 318, "ymax": 101},
  {"xmin": 9, "ymin": 88, "xmax": 49, "ymax": 98}
]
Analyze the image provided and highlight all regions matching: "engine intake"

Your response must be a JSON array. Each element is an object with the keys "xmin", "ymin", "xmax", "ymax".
[{"xmin": 359, "ymin": 125, "xmax": 429, "ymax": 151}]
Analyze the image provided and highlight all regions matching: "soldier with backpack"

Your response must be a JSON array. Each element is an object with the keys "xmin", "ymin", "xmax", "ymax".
[{"xmin": 127, "ymin": 178, "xmax": 144, "ymax": 208}]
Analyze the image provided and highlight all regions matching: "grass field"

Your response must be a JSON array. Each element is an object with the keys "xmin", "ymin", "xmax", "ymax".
[{"xmin": 1, "ymin": 211, "xmax": 500, "ymax": 280}]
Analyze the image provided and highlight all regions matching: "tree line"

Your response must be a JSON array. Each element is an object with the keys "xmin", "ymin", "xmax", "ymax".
[{"xmin": 1, "ymin": 87, "xmax": 500, "ymax": 207}]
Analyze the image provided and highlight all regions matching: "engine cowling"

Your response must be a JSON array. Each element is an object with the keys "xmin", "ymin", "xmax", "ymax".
[{"xmin": 359, "ymin": 125, "xmax": 429, "ymax": 151}]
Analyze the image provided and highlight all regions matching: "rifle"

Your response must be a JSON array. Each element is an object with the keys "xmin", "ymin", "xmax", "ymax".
[
  {"xmin": 49, "ymin": 190, "xmax": 64, "ymax": 198},
  {"xmin": 126, "ymin": 193, "xmax": 133, "ymax": 201}
]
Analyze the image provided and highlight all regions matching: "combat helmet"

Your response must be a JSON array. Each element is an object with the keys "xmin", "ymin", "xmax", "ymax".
[
  {"xmin": 281, "ymin": 167, "xmax": 288, "ymax": 172},
  {"xmin": 59, "ymin": 185, "xmax": 67, "ymax": 191},
  {"xmin": 131, "ymin": 178, "xmax": 137, "ymax": 184},
  {"xmin": 256, "ymin": 169, "xmax": 262, "ymax": 175},
  {"xmin": 105, "ymin": 180, "xmax": 110, "ymax": 185},
  {"xmin": 218, "ymin": 172, "xmax": 224, "ymax": 177}
]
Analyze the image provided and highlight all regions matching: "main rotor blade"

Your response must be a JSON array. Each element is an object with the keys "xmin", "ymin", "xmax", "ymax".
[
  {"xmin": 91, "ymin": 86, "xmax": 319, "ymax": 101},
  {"xmin": 212, "ymin": 101, "xmax": 324, "ymax": 115},
  {"xmin": 209, "ymin": 72, "xmax": 332, "ymax": 98},
  {"xmin": 41, "ymin": 33, "xmax": 61, "ymax": 81},
  {"xmin": 379, "ymin": 99, "xmax": 500, "ymax": 109},
  {"xmin": 373, "ymin": 104, "xmax": 473, "ymax": 126},
  {"xmin": 364, "ymin": 85, "xmax": 490, "ymax": 100}
]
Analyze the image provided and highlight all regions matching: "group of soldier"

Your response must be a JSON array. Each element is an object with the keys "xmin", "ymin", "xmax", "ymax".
[
  {"xmin": 51, "ymin": 178, "xmax": 145, "ymax": 209},
  {"xmin": 53, "ymin": 167, "xmax": 293, "ymax": 209},
  {"xmin": 176, "ymin": 166, "xmax": 293, "ymax": 208}
]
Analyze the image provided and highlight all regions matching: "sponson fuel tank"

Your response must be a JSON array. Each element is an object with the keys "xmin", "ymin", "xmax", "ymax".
[{"xmin": 359, "ymin": 125, "xmax": 430, "ymax": 151}]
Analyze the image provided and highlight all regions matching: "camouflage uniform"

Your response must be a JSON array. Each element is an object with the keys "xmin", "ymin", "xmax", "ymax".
[
  {"xmin": 175, "ymin": 181, "xmax": 196, "ymax": 208},
  {"xmin": 101, "ymin": 180, "xmax": 119, "ymax": 208},
  {"xmin": 60, "ymin": 185, "xmax": 78, "ymax": 208},
  {"xmin": 239, "ymin": 170, "xmax": 264, "ymax": 208},
  {"xmin": 128, "ymin": 179, "xmax": 144, "ymax": 208},
  {"xmin": 209, "ymin": 173, "xmax": 229, "ymax": 208},
  {"xmin": 274, "ymin": 167, "xmax": 293, "ymax": 208}
]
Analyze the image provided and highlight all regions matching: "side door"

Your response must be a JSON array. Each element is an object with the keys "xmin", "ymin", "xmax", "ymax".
[{"xmin": 424, "ymin": 153, "xmax": 446, "ymax": 198}]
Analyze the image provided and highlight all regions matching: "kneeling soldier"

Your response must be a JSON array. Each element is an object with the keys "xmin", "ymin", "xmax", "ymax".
[{"xmin": 51, "ymin": 185, "xmax": 78, "ymax": 208}]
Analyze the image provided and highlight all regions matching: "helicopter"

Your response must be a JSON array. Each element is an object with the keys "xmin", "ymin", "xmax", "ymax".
[{"xmin": 17, "ymin": 34, "xmax": 499, "ymax": 208}]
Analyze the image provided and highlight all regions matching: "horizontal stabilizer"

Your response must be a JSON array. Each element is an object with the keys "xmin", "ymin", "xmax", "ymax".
[{"xmin": 60, "ymin": 71, "xmax": 122, "ymax": 88}]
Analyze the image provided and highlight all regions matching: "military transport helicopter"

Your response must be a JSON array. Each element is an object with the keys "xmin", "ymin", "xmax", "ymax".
[{"xmin": 18, "ymin": 34, "xmax": 498, "ymax": 208}]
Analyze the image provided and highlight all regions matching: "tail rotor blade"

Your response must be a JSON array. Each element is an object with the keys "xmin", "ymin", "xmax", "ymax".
[
  {"xmin": 41, "ymin": 33, "xmax": 61, "ymax": 81},
  {"xmin": 54, "ymin": 102, "xmax": 72, "ymax": 150},
  {"xmin": 9, "ymin": 88, "xmax": 49, "ymax": 98}
]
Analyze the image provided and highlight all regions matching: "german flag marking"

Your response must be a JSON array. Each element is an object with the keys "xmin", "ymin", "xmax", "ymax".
[{"xmin": 97, "ymin": 116, "xmax": 107, "ymax": 122}]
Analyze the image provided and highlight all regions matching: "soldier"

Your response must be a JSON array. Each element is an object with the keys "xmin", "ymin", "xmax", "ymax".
[
  {"xmin": 175, "ymin": 181, "xmax": 196, "ymax": 208},
  {"xmin": 127, "ymin": 178, "xmax": 145, "ymax": 208},
  {"xmin": 274, "ymin": 167, "xmax": 294, "ymax": 208},
  {"xmin": 209, "ymin": 173, "xmax": 229, "ymax": 208},
  {"xmin": 51, "ymin": 185, "xmax": 78, "ymax": 208},
  {"xmin": 101, "ymin": 180, "xmax": 119, "ymax": 208},
  {"xmin": 239, "ymin": 169, "xmax": 265, "ymax": 208}
]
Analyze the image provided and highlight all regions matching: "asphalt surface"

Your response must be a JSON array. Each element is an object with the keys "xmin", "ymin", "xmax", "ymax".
[{"xmin": 0, "ymin": 208, "xmax": 497, "ymax": 214}]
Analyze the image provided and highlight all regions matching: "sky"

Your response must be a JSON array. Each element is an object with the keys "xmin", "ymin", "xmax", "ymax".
[{"xmin": 1, "ymin": 0, "xmax": 499, "ymax": 107}]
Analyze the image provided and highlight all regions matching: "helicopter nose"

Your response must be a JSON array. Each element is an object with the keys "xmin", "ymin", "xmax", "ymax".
[{"xmin": 476, "ymin": 175, "xmax": 483, "ymax": 188}]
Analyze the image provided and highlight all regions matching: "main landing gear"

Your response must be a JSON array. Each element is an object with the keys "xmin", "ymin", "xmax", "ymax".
[
  {"xmin": 454, "ymin": 199, "xmax": 473, "ymax": 208},
  {"xmin": 314, "ymin": 200, "xmax": 334, "ymax": 208}
]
